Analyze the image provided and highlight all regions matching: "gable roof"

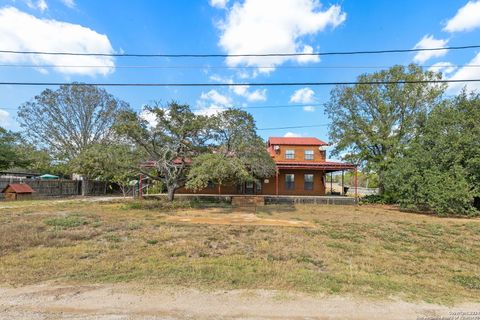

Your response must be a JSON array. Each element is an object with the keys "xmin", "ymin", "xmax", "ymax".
[
  {"xmin": 1, "ymin": 183, "xmax": 35, "ymax": 194},
  {"xmin": 268, "ymin": 137, "xmax": 328, "ymax": 146}
]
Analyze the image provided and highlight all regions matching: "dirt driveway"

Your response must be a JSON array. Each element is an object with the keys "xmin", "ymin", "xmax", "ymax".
[{"xmin": 1, "ymin": 283, "xmax": 479, "ymax": 320}]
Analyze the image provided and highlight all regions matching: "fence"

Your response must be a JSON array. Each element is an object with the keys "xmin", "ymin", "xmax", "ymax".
[{"xmin": 0, "ymin": 178, "xmax": 109, "ymax": 199}]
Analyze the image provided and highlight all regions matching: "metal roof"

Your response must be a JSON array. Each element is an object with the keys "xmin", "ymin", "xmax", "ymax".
[
  {"xmin": 268, "ymin": 137, "xmax": 328, "ymax": 146},
  {"xmin": 1, "ymin": 183, "xmax": 36, "ymax": 194}
]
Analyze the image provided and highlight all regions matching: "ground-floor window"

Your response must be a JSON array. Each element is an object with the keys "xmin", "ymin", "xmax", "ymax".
[
  {"xmin": 304, "ymin": 174, "xmax": 314, "ymax": 190},
  {"xmin": 285, "ymin": 174, "xmax": 295, "ymax": 190}
]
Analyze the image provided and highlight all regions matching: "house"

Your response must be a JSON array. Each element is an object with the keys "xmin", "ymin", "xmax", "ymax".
[
  {"xmin": 1, "ymin": 183, "xmax": 36, "ymax": 201},
  {"xmin": 177, "ymin": 137, "xmax": 356, "ymax": 196},
  {"xmin": 0, "ymin": 168, "xmax": 41, "ymax": 179}
]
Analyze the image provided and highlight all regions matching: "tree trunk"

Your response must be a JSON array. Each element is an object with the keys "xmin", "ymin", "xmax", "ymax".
[
  {"xmin": 167, "ymin": 186, "xmax": 176, "ymax": 202},
  {"xmin": 81, "ymin": 179, "xmax": 88, "ymax": 196},
  {"xmin": 377, "ymin": 172, "xmax": 385, "ymax": 195}
]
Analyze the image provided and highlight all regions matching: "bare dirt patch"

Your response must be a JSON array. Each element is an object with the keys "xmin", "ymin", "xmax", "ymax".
[
  {"xmin": 166, "ymin": 212, "xmax": 314, "ymax": 227},
  {"xmin": 1, "ymin": 283, "xmax": 480, "ymax": 320}
]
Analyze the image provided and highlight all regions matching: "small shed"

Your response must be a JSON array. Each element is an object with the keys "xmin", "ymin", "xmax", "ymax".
[{"xmin": 1, "ymin": 184, "xmax": 36, "ymax": 201}]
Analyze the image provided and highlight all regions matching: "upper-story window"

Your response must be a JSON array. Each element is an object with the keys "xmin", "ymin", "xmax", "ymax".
[
  {"xmin": 285, "ymin": 149, "xmax": 295, "ymax": 160},
  {"xmin": 304, "ymin": 150, "xmax": 314, "ymax": 160}
]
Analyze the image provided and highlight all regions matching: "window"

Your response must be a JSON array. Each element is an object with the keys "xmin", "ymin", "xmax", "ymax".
[
  {"xmin": 304, "ymin": 150, "xmax": 314, "ymax": 160},
  {"xmin": 304, "ymin": 174, "xmax": 314, "ymax": 190},
  {"xmin": 285, "ymin": 174, "xmax": 295, "ymax": 190},
  {"xmin": 285, "ymin": 149, "xmax": 295, "ymax": 160},
  {"xmin": 207, "ymin": 181, "xmax": 215, "ymax": 189}
]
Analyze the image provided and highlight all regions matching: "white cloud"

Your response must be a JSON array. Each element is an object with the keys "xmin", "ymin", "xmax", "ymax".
[
  {"xmin": 302, "ymin": 106, "xmax": 315, "ymax": 112},
  {"xmin": 284, "ymin": 132, "xmax": 302, "ymax": 137},
  {"xmin": 210, "ymin": 0, "xmax": 228, "ymax": 9},
  {"xmin": 0, "ymin": 7, "xmax": 115, "ymax": 76},
  {"xmin": 200, "ymin": 89, "xmax": 232, "ymax": 105},
  {"xmin": 139, "ymin": 109, "xmax": 158, "ymax": 127},
  {"xmin": 196, "ymin": 89, "xmax": 233, "ymax": 115},
  {"xmin": 448, "ymin": 52, "xmax": 480, "ymax": 93},
  {"xmin": 429, "ymin": 62, "xmax": 457, "ymax": 76},
  {"xmin": 413, "ymin": 35, "xmax": 449, "ymax": 63},
  {"xmin": 296, "ymin": 45, "xmax": 320, "ymax": 64},
  {"xmin": 231, "ymin": 85, "xmax": 267, "ymax": 102},
  {"xmin": 0, "ymin": 110, "xmax": 12, "ymax": 128},
  {"xmin": 37, "ymin": 0, "xmax": 48, "ymax": 12},
  {"xmin": 25, "ymin": 0, "xmax": 48, "ymax": 12},
  {"xmin": 61, "ymin": 0, "xmax": 76, "ymax": 8},
  {"xmin": 290, "ymin": 87, "xmax": 315, "ymax": 103},
  {"xmin": 444, "ymin": 0, "xmax": 480, "ymax": 33},
  {"xmin": 217, "ymin": 0, "xmax": 346, "ymax": 73}
]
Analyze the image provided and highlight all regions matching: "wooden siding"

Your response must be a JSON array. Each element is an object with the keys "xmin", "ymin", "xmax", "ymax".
[
  {"xmin": 271, "ymin": 145, "xmax": 326, "ymax": 162},
  {"xmin": 265, "ymin": 170, "xmax": 325, "ymax": 196},
  {"xmin": 177, "ymin": 170, "xmax": 326, "ymax": 196}
]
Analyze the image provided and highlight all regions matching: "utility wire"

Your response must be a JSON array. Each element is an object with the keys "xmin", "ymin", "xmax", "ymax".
[
  {"xmin": 258, "ymin": 124, "xmax": 329, "ymax": 130},
  {"xmin": 0, "ymin": 103, "xmax": 324, "ymax": 111},
  {"xmin": 0, "ymin": 63, "xmax": 478, "ymax": 70},
  {"xmin": 0, "ymin": 79, "xmax": 478, "ymax": 87},
  {"xmin": 0, "ymin": 44, "xmax": 478, "ymax": 58}
]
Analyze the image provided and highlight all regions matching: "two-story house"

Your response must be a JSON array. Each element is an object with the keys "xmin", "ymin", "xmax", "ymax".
[{"xmin": 178, "ymin": 136, "xmax": 356, "ymax": 196}]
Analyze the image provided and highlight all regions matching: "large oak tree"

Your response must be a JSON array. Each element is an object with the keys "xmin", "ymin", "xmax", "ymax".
[
  {"xmin": 115, "ymin": 102, "xmax": 210, "ymax": 201},
  {"xmin": 325, "ymin": 64, "xmax": 446, "ymax": 193},
  {"xmin": 18, "ymin": 84, "xmax": 130, "ymax": 160}
]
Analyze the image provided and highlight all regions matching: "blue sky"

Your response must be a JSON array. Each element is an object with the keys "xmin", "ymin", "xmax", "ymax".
[{"xmin": 1, "ymin": 0, "xmax": 480, "ymax": 145}]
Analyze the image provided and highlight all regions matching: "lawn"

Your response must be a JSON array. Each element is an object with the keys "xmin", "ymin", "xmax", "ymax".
[{"xmin": 0, "ymin": 198, "xmax": 479, "ymax": 305}]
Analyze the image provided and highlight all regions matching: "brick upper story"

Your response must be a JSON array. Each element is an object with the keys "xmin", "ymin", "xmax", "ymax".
[{"xmin": 267, "ymin": 137, "xmax": 329, "ymax": 163}]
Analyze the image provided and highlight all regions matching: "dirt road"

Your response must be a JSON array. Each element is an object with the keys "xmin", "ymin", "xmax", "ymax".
[{"xmin": 1, "ymin": 283, "xmax": 479, "ymax": 319}]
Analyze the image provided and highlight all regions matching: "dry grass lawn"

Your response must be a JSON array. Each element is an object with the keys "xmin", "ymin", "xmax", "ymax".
[{"xmin": 0, "ymin": 198, "xmax": 479, "ymax": 305}]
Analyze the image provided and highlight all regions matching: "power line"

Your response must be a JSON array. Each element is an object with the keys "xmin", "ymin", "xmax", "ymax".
[
  {"xmin": 1, "ymin": 63, "xmax": 479, "ymax": 70},
  {"xmin": 258, "ymin": 124, "xmax": 329, "ymax": 130},
  {"xmin": 0, "ymin": 79, "xmax": 478, "ymax": 87},
  {"xmin": 0, "ymin": 103, "xmax": 324, "ymax": 111},
  {"xmin": 0, "ymin": 44, "xmax": 478, "ymax": 58}
]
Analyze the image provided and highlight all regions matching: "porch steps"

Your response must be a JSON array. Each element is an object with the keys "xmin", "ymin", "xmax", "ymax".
[{"xmin": 231, "ymin": 196, "xmax": 265, "ymax": 207}]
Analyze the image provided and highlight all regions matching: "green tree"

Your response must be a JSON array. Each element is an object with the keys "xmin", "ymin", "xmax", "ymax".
[
  {"xmin": 186, "ymin": 109, "xmax": 276, "ymax": 192},
  {"xmin": 325, "ymin": 65, "xmax": 446, "ymax": 194},
  {"xmin": 18, "ymin": 84, "xmax": 130, "ymax": 160},
  {"xmin": 70, "ymin": 143, "xmax": 141, "ymax": 197},
  {"xmin": 115, "ymin": 102, "xmax": 210, "ymax": 201},
  {"xmin": 186, "ymin": 153, "xmax": 250, "ymax": 192},
  {"xmin": 0, "ymin": 127, "xmax": 25, "ymax": 170},
  {"xmin": 385, "ymin": 92, "xmax": 480, "ymax": 216}
]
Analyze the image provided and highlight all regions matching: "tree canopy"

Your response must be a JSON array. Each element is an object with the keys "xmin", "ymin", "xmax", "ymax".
[
  {"xmin": 70, "ymin": 143, "xmax": 142, "ymax": 196},
  {"xmin": 115, "ymin": 102, "xmax": 210, "ymax": 201},
  {"xmin": 325, "ymin": 65, "xmax": 446, "ymax": 193},
  {"xmin": 18, "ymin": 84, "xmax": 130, "ymax": 160},
  {"xmin": 384, "ymin": 92, "xmax": 480, "ymax": 215},
  {"xmin": 186, "ymin": 109, "xmax": 276, "ymax": 192},
  {"xmin": 0, "ymin": 127, "xmax": 27, "ymax": 171}
]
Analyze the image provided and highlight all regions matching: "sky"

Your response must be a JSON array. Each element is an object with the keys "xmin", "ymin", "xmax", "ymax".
[{"xmin": 1, "ymin": 0, "xmax": 480, "ymax": 145}]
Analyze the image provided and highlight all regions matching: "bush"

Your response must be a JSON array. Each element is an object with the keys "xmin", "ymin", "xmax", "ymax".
[{"xmin": 360, "ymin": 195, "xmax": 389, "ymax": 204}]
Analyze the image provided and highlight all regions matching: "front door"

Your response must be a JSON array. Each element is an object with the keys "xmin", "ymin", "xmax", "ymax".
[{"xmin": 245, "ymin": 181, "xmax": 254, "ymax": 194}]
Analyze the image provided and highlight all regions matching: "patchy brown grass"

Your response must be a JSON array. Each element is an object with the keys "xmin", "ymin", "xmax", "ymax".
[{"xmin": 0, "ymin": 199, "xmax": 479, "ymax": 304}]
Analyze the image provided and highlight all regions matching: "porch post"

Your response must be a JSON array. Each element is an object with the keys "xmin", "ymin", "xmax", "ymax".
[
  {"xmin": 275, "ymin": 168, "xmax": 279, "ymax": 196},
  {"xmin": 354, "ymin": 167, "xmax": 358, "ymax": 202},
  {"xmin": 330, "ymin": 172, "xmax": 333, "ymax": 194},
  {"xmin": 218, "ymin": 183, "xmax": 221, "ymax": 195},
  {"xmin": 139, "ymin": 174, "xmax": 143, "ymax": 200}
]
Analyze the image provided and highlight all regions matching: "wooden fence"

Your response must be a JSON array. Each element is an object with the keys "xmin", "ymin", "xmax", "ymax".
[{"xmin": 0, "ymin": 178, "xmax": 109, "ymax": 199}]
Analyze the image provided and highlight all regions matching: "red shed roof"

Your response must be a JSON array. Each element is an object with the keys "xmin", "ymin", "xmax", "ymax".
[
  {"xmin": 1, "ymin": 183, "xmax": 35, "ymax": 194},
  {"xmin": 268, "ymin": 137, "xmax": 328, "ymax": 146}
]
